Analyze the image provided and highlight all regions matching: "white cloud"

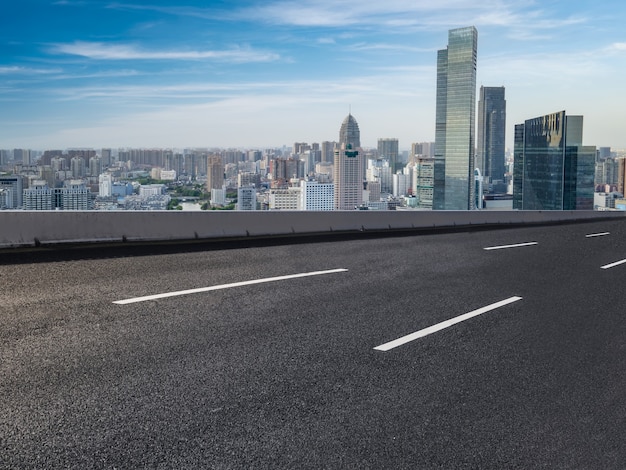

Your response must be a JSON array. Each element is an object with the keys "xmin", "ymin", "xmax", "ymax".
[
  {"xmin": 608, "ymin": 42, "xmax": 626, "ymax": 52},
  {"xmin": 49, "ymin": 41, "xmax": 280, "ymax": 63},
  {"xmin": 0, "ymin": 66, "xmax": 63, "ymax": 75}
]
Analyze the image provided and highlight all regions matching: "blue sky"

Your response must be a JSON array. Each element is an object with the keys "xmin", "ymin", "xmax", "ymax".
[{"xmin": 1, "ymin": 0, "xmax": 625, "ymax": 150}]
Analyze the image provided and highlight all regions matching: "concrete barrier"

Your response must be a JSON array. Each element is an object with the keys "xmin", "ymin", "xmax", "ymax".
[{"xmin": 0, "ymin": 210, "xmax": 624, "ymax": 249}]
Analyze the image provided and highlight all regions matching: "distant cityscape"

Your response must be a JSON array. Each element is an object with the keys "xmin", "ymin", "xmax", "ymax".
[{"xmin": 2, "ymin": 26, "xmax": 626, "ymax": 213}]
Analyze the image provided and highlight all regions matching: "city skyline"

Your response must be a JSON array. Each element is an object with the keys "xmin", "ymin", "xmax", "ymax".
[{"xmin": 2, "ymin": 1, "xmax": 626, "ymax": 150}]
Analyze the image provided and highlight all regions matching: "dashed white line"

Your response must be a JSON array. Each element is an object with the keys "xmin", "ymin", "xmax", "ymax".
[
  {"xmin": 483, "ymin": 242, "xmax": 538, "ymax": 251},
  {"xmin": 601, "ymin": 259, "xmax": 626, "ymax": 270},
  {"xmin": 114, "ymin": 268, "xmax": 348, "ymax": 305},
  {"xmin": 586, "ymin": 232, "xmax": 610, "ymax": 238},
  {"xmin": 374, "ymin": 296, "xmax": 523, "ymax": 352}
]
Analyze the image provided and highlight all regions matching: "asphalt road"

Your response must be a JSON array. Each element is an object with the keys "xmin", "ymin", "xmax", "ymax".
[{"xmin": 2, "ymin": 219, "xmax": 626, "ymax": 469}]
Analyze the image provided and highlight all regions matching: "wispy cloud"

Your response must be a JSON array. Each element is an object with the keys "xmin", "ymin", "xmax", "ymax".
[
  {"xmin": 607, "ymin": 42, "xmax": 626, "ymax": 52},
  {"xmin": 345, "ymin": 43, "xmax": 434, "ymax": 53},
  {"xmin": 0, "ymin": 66, "xmax": 63, "ymax": 75},
  {"xmin": 49, "ymin": 41, "xmax": 280, "ymax": 62}
]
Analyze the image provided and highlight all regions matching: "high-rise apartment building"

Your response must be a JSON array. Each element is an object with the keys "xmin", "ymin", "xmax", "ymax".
[
  {"xmin": 433, "ymin": 26, "xmax": 478, "ymax": 210},
  {"xmin": 378, "ymin": 138, "xmax": 400, "ymax": 174},
  {"xmin": 206, "ymin": 156, "xmax": 225, "ymax": 192},
  {"xmin": 70, "ymin": 157, "xmax": 86, "ymax": 178},
  {"xmin": 101, "ymin": 148, "xmax": 112, "ymax": 168},
  {"xmin": 513, "ymin": 110, "xmax": 595, "ymax": 210},
  {"xmin": 99, "ymin": 174, "xmax": 113, "ymax": 197},
  {"xmin": 411, "ymin": 142, "xmax": 435, "ymax": 158},
  {"xmin": 23, "ymin": 181, "xmax": 53, "ymax": 210},
  {"xmin": 88, "ymin": 156, "xmax": 102, "ymax": 177},
  {"xmin": 476, "ymin": 86, "xmax": 506, "ymax": 187},
  {"xmin": 63, "ymin": 180, "xmax": 90, "ymax": 210}
]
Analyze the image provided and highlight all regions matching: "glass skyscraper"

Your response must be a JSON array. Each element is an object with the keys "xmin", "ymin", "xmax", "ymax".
[
  {"xmin": 476, "ymin": 86, "xmax": 506, "ymax": 187},
  {"xmin": 377, "ymin": 138, "xmax": 399, "ymax": 174},
  {"xmin": 513, "ymin": 110, "xmax": 595, "ymax": 210},
  {"xmin": 433, "ymin": 26, "xmax": 478, "ymax": 210}
]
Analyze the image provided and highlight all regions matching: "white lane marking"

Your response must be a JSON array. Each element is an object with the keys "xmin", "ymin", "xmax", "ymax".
[
  {"xmin": 601, "ymin": 259, "xmax": 626, "ymax": 270},
  {"xmin": 483, "ymin": 242, "xmax": 537, "ymax": 251},
  {"xmin": 374, "ymin": 296, "xmax": 523, "ymax": 352},
  {"xmin": 586, "ymin": 232, "xmax": 610, "ymax": 238},
  {"xmin": 114, "ymin": 268, "xmax": 348, "ymax": 305}
]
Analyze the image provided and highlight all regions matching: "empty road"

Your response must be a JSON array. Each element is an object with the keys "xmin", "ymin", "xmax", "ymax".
[{"xmin": 2, "ymin": 219, "xmax": 626, "ymax": 468}]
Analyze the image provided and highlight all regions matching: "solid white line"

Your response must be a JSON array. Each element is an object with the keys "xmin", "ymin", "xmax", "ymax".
[
  {"xmin": 586, "ymin": 232, "xmax": 610, "ymax": 238},
  {"xmin": 483, "ymin": 242, "xmax": 537, "ymax": 251},
  {"xmin": 114, "ymin": 268, "xmax": 348, "ymax": 305},
  {"xmin": 601, "ymin": 259, "xmax": 626, "ymax": 270},
  {"xmin": 374, "ymin": 296, "xmax": 523, "ymax": 352}
]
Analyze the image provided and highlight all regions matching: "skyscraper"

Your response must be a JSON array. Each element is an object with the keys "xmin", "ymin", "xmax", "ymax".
[
  {"xmin": 206, "ymin": 155, "xmax": 224, "ymax": 192},
  {"xmin": 513, "ymin": 110, "xmax": 595, "ymax": 210},
  {"xmin": 433, "ymin": 26, "xmax": 478, "ymax": 210},
  {"xmin": 334, "ymin": 114, "xmax": 364, "ymax": 210},
  {"xmin": 378, "ymin": 138, "xmax": 400, "ymax": 174},
  {"xmin": 476, "ymin": 86, "xmax": 506, "ymax": 187},
  {"xmin": 339, "ymin": 113, "xmax": 361, "ymax": 148}
]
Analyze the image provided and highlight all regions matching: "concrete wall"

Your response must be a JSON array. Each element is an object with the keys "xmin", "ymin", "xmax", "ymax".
[{"xmin": 0, "ymin": 210, "xmax": 624, "ymax": 249}]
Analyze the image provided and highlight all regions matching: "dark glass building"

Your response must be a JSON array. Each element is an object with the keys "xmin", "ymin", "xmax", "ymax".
[
  {"xmin": 433, "ymin": 26, "xmax": 478, "ymax": 210},
  {"xmin": 513, "ymin": 111, "xmax": 595, "ymax": 210},
  {"xmin": 476, "ymin": 86, "xmax": 506, "ymax": 187}
]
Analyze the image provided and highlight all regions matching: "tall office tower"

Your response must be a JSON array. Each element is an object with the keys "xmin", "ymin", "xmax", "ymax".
[
  {"xmin": 476, "ymin": 86, "xmax": 506, "ymax": 187},
  {"xmin": 598, "ymin": 147, "xmax": 612, "ymax": 160},
  {"xmin": 206, "ymin": 156, "xmax": 225, "ymax": 192},
  {"xmin": 321, "ymin": 141, "xmax": 336, "ymax": 163},
  {"xmin": 334, "ymin": 114, "xmax": 364, "ymax": 210},
  {"xmin": 433, "ymin": 26, "xmax": 478, "ymax": 210},
  {"xmin": 513, "ymin": 110, "xmax": 595, "ymax": 210},
  {"xmin": 339, "ymin": 113, "xmax": 361, "ymax": 148},
  {"xmin": 334, "ymin": 143, "xmax": 364, "ymax": 210},
  {"xmin": 378, "ymin": 138, "xmax": 400, "ymax": 174}
]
